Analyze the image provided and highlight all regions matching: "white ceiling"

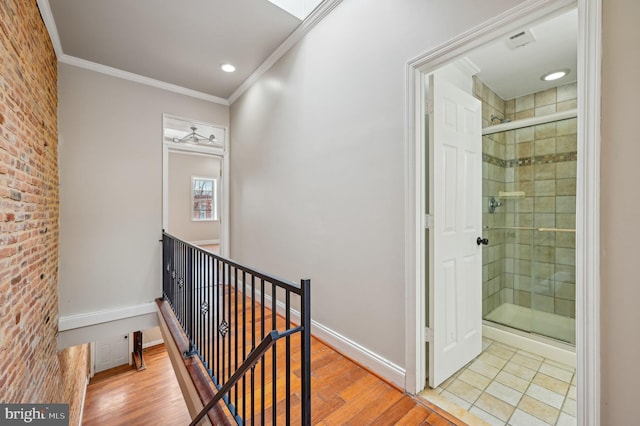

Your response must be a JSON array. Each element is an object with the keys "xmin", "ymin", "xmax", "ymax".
[
  {"xmin": 466, "ymin": 8, "xmax": 577, "ymax": 100},
  {"xmin": 44, "ymin": 0, "xmax": 305, "ymax": 100},
  {"xmin": 40, "ymin": 2, "xmax": 576, "ymax": 105}
]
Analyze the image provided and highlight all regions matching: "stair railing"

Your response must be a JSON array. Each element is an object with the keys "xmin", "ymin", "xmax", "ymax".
[{"xmin": 162, "ymin": 232, "xmax": 311, "ymax": 425}]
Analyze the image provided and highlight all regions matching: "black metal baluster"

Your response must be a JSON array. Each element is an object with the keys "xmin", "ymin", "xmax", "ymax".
[
  {"xmin": 162, "ymin": 236, "xmax": 166, "ymax": 298},
  {"xmin": 202, "ymin": 253, "xmax": 205, "ymax": 359},
  {"xmin": 162, "ymin": 235, "xmax": 166, "ymax": 298},
  {"xmin": 272, "ymin": 282, "xmax": 277, "ymax": 425},
  {"xmin": 180, "ymin": 242, "xmax": 185, "ymax": 337},
  {"xmin": 196, "ymin": 250, "xmax": 200, "ymax": 357},
  {"xmin": 202, "ymin": 251, "xmax": 206, "ymax": 366},
  {"xmin": 285, "ymin": 289, "xmax": 291, "ymax": 426},
  {"xmin": 210, "ymin": 256, "xmax": 215, "ymax": 380},
  {"xmin": 226, "ymin": 262, "xmax": 232, "ymax": 403},
  {"xmin": 212, "ymin": 255, "xmax": 215, "ymax": 374},
  {"xmin": 301, "ymin": 279, "xmax": 311, "ymax": 425},
  {"xmin": 175, "ymin": 239, "xmax": 179, "ymax": 318},
  {"xmin": 250, "ymin": 274, "xmax": 256, "ymax": 425},
  {"xmin": 206, "ymin": 253, "xmax": 209, "ymax": 372},
  {"xmin": 187, "ymin": 245, "xmax": 194, "ymax": 353},
  {"xmin": 215, "ymin": 257, "xmax": 221, "ymax": 388},
  {"xmin": 175, "ymin": 240, "xmax": 180, "ymax": 324},
  {"xmin": 200, "ymin": 251, "xmax": 204, "ymax": 360},
  {"xmin": 200, "ymin": 251, "xmax": 205, "ymax": 369},
  {"xmin": 260, "ymin": 278, "xmax": 265, "ymax": 423},
  {"xmin": 234, "ymin": 266, "xmax": 239, "ymax": 416},
  {"xmin": 242, "ymin": 270, "xmax": 247, "ymax": 423},
  {"xmin": 171, "ymin": 236, "xmax": 175, "ymax": 305},
  {"xmin": 180, "ymin": 241, "xmax": 185, "ymax": 334},
  {"xmin": 221, "ymin": 260, "xmax": 227, "ymax": 388}
]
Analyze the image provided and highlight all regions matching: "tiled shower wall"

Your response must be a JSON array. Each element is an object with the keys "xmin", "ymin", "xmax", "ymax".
[
  {"xmin": 475, "ymin": 78, "xmax": 577, "ymax": 323},
  {"xmin": 476, "ymin": 78, "xmax": 507, "ymax": 316}
]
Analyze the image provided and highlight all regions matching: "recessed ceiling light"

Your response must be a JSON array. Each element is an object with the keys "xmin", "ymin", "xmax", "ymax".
[
  {"xmin": 221, "ymin": 63, "xmax": 236, "ymax": 73},
  {"xmin": 541, "ymin": 69, "xmax": 569, "ymax": 81}
]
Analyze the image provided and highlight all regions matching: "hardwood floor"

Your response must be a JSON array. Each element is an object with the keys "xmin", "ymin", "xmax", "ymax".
[
  {"xmin": 83, "ymin": 341, "xmax": 462, "ymax": 425},
  {"xmin": 306, "ymin": 337, "xmax": 462, "ymax": 425},
  {"xmin": 82, "ymin": 345, "xmax": 191, "ymax": 426}
]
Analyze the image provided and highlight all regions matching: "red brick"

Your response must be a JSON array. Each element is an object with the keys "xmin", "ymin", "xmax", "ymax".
[{"xmin": 0, "ymin": 2, "xmax": 89, "ymax": 425}]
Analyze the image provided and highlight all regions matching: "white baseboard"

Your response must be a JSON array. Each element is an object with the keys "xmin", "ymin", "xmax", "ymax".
[
  {"xmin": 143, "ymin": 338, "xmax": 164, "ymax": 349},
  {"xmin": 310, "ymin": 319, "xmax": 406, "ymax": 389},
  {"xmin": 235, "ymin": 283, "xmax": 406, "ymax": 389},
  {"xmin": 189, "ymin": 239, "xmax": 220, "ymax": 246}
]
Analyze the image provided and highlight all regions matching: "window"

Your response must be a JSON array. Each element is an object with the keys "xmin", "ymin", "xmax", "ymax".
[{"xmin": 191, "ymin": 177, "xmax": 217, "ymax": 221}]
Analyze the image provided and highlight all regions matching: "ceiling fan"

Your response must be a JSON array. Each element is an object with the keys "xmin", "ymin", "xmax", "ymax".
[{"xmin": 172, "ymin": 126, "xmax": 217, "ymax": 145}]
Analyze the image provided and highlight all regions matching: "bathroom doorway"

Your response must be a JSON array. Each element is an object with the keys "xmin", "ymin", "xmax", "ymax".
[{"xmin": 404, "ymin": 1, "xmax": 601, "ymax": 424}]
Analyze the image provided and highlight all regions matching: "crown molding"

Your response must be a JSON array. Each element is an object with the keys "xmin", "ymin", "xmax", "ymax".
[
  {"xmin": 38, "ymin": 0, "xmax": 228, "ymax": 105},
  {"xmin": 228, "ymin": 0, "xmax": 343, "ymax": 104},
  {"xmin": 37, "ymin": 0, "xmax": 63, "ymax": 58},
  {"xmin": 38, "ymin": 0, "xmax": 341, "ymax": 106},
  {"xmin": 59, "ymin": 55, "xmax": 229, "ymax": 105}
]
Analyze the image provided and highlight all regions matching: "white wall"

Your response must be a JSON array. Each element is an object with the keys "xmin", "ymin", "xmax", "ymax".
[
  {"xmin": 58, "ymin": 64, "xmax": 228, "ymax": 327},
  {"xmin": 600, "ymin": 0, "xmax": 640, "ymax": 423},
  {"xmin": 168, "ymin": 151, "xmax": 221, "ymax": 242},
  {"xmin": 142, "ymin": 326, "xmax": 163, "ymax": 347},
  {"xmin": 229, "ymin": 0, "xmax": 526, "ymax": 374}
]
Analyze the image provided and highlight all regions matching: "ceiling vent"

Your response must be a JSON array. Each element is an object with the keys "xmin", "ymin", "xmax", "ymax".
[{"xmin": 505, "ymin": 29, "xmax": 536, "ymax": 49}]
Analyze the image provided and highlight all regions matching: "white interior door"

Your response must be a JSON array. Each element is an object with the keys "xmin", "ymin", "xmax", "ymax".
[
  {"xmin": 428, "ymin": 71, "xmax": 482, "ymax": 388},
  {"xmin": 95, "ymin": 334, "xmax": 129, "ymax": 373}
]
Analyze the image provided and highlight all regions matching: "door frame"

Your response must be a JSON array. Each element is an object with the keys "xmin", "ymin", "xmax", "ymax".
[
  {"xmin": 403, "ymin": 1, "xmax": 601, "ymax": 425},
  {"xmin": 162, "ymin": 114, "xmax": 230, "ymax": 257}
]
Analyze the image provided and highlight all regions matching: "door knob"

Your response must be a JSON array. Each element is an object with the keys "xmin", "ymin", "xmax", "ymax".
[{"xmin": 476, "ymin": 237, "xmax": 489, "ymax": 246}]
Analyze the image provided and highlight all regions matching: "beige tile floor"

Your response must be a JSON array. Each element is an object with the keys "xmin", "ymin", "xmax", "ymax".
[{"xmin": 421, "ymin": 338, "xmax": 577, "ymax": 426}]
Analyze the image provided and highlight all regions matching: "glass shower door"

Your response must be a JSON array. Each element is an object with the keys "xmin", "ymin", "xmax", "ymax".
[
  {"xmin": 481, "ymin": 116, "xmax": 577, "ymax": 345},
  {"xmin": 531, "ymin": 228, "xmax": 576, "ymax": 344}
]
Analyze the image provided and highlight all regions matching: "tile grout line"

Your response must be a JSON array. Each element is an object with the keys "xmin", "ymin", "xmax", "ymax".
[{"xmin": 442, "ymin": 339, "xmax": 576, "ymax": 426}]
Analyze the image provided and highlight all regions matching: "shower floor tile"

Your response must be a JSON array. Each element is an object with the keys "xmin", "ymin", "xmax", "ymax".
[{"xmin": 420, "ymin": 338, "xmax": 577, "ymax": 426}]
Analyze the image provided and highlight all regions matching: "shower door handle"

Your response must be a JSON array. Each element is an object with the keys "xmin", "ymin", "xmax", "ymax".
[{"xmin": 477, "ymin": 237, "xmax": 489, "ymax": 246}]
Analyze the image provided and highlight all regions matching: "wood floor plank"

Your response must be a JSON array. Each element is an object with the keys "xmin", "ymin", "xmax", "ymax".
[
  {"xmin": 338, "ymin": 373, "xmax": 380, "ymax": 401},
  {"xmin": 351, "ymin": 387, "xmax": 403, "ymax": 425},
  {"xmin": 370, "ymin": 395, "xmax": 422, "ymax": 425},
  {"xmin": 426, "ymin": 410, "xmax": 456, "ymax": 426},
  {"xmin": 348, "ymin": 385, "xmax": 405, "ymax": 425},
  {"xmin": 396, "ymin": 405, "xmax": 433, "ymax": 425},
  {"xmin": 318, "ymin": 378, "xmax": 392, "ymax": 424},
  {"xmin": 310, "ymin": 393, "xmax": 345, "ymax": 424}
]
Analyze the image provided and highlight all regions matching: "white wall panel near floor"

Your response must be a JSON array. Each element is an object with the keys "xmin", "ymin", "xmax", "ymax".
[{"xmin": 94, "ymin": 334, "xmax": 129, "ymax": 372}]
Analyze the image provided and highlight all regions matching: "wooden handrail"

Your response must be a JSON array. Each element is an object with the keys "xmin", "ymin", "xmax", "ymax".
[{"xmin": 156, "ymin": 298, "xmax": 233, "ymax": 425}]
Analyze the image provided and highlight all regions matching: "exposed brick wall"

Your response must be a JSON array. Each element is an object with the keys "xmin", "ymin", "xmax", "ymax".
[
  {"xmin": 0, "ymin": 1, "xmax": 88, "ymax": 424},
  {"xmin": 57, "ymin": 344, "xmax": 90, "ymax": 424}
]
